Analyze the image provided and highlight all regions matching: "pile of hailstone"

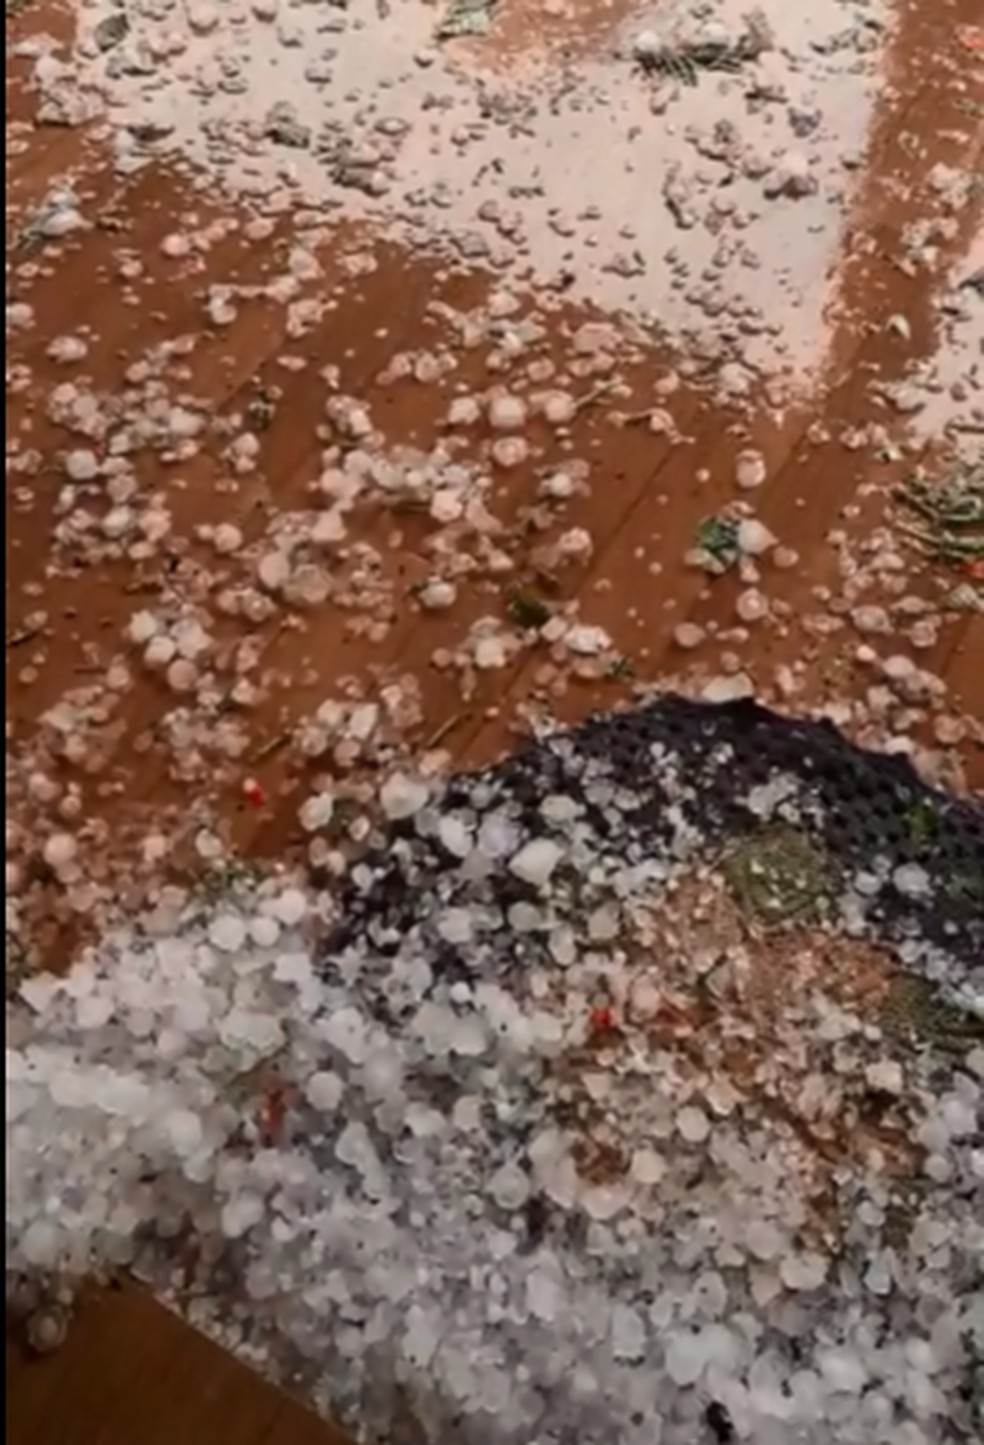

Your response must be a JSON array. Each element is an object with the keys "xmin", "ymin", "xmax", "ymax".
[{"xmin": 7, "ymin": 723, "xmax": 984, "ymax": 1445}]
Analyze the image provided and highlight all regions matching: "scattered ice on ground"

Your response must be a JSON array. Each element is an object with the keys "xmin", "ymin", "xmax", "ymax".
[
  {"xmin": 7, "ymin": 718, "xmax": 983, "ymax": 1443},
  {"xmin": 39, "ymin": 0, "xmax": 896, "ymax": 387}
]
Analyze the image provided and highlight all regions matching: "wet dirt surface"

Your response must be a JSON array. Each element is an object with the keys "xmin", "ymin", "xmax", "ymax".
[{"xmin": 4, "ymin": 2, "xmax": 984, "ymax": 1438}]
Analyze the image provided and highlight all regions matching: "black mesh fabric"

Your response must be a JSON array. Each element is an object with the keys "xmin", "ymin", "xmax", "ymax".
[{"xmin": 330, "ymin": 695, "xmax": 984, "ymax": 974}]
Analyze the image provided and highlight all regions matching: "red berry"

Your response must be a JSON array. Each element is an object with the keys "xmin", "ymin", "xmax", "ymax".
[{"xmin": 242, "ymin": 777, "xmax": 265, "ymax": 807}]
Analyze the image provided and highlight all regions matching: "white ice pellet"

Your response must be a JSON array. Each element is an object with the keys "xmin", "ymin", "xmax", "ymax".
[
  {"xmin": 664, "ymin": 1331, "xmax": 705, "ymax": 1386},
  {"xmin": 705, "ymin": 1078, "xmax": 739, "ymax": 1117},
  {"xmin": 258, "ymin": 551, "xmax": 291, "ymax": 591},
  {"xmin": 312, "ymin": 510, "xmax": 346, "ymax": 546},
  {"xmin": 76, "ymin": 995, "xmax": 114, "ymax": 1031},
  {"xmin": 865, "ymin": 1060, "xmax": 904, "ymax": 1095},
  {"xmin": 270, "ymin": 888, "xmax": 308, "ymax": 926},
  {"xmin": 20, "ymin": 1219, "xmax": 62, "ymax": 1268},
  {"xmin": 674, "ymin": 622, "xmax": 706, "ymax": 650},
  {"xmin": 964, "ymin": 1046, "xmax": 984, "ymax": 1079},
  {"xmin": 542, "ymin": 390, "xmax": 577, "ymax": 426},
  {"xmin": 737, "ymin": 518, "xmax": 777, "ymax": 555},
  {"xmin": 166, "ymin": 659, "xmax": 198, "ymax": 693},
  {"xmin": 939, "ymin": 1096, "xmax": 977, "ymax": 1139},
  {"xmin": 221, "ymin": 1194, "xmax": 265, "ymax": 1239},
  {"xmin": 128, "ymin": 610, "xmax": 159, "ymax": 644},
  {"xmin": 321, "ymin": 1006, "xmax": 369, "ymax": 1065},
  {"xmin": 630, "ymin": 1148, "xmax": 666, "ymax": 1185},
  {"xmin": 168, "ymin": 407, "xmax": 203, "ymax": 441},
  {"xmin": 299, "ymin": 793, "xmax": 334, "ymax": 831},
  {"xmin": 145, "ymin": 635, "xmax": 177, "ymax": 669},
  {"xmin": 632, "ymin": 29, "xmax": 662, "ymax": 60},
  {"xmin": 164, "ymin": 1108, "xmax": 203, "ymax": 1157},
  {"xmin": 893, "ymin": 863, "xmax": 931, "ymax": 899},
  {"xmin": 587, "ymin": 904, "xmax": 619, "ymax": 942},
  {"xmin": 702, "ymin": 672, "xmax": 754, "ymax": 703},
  {"xmin": 47, "ymin": 335, "xmax": 88, "ymax": 364},
  {"xmin": 49, "ymin": 1069, "xmax": 88, "ymax": 1108},
  {"xmin": 508, "ymin": 839, "xmax": 563, "ymax": 887},
  {"xmin": 924, "ymin": 1152, "xmax": 952, "ymax": 1183},
  {"xmin": 403, "ymin": 1308, "xmax": 440, "ymax": 1368},
  {"xmin": 539, "ymin": 470, "xmax": 575, "ymax": 499},
  {"xmin": 436, "ymin": 908, "xmax": 473, "ymax": 945},
  {"xmin": 746, "ymin": 1221, "xmax": 784, "ymax": 1261},
  {"xmin": 580, "ymin": 1185, "xmax": 626, "ymax": 1221},
  {"xmin": 430, "ymin": 489, "xmax": 463, "ymax": 524},
  {"xmin": 42, "ymin": 205, "xmax": 84, "ymax": 239},
  {"xmin": 418, "ymin": 579, "xmax": 457, "ymax": 611},
  {"xmin": 43, "ymin": 832, "xmax": 77, "ymax": 869},
  {"xmin": 734, "ymin": 449, "xmax": 767, "ymax": 490},
  {"xmin": 676, "ymin": 1105, "xmax": 711, "ymax": 1144},
  {"xmin": 883, "ymin": 653, "xmax": 916, "ymax": 683},
  {"xmin": 565, "ymin": 624, "xmax": 610, "ymax": 656},
  {"xmin": 219, "ymin": 1010, "xmax": 284, "ymax": 1057},
  {"xmin": 7, "ymin": 301, "xmax": 34, "ymax": 331},
  {"xmin": 249, "ymin": 915, "xmax": 280, "ymax": 949},
  {"xmin": 336, "ymin": 1121, "xmax": 379, "ymax": 1174},
  {"xmin": 212, "ymin": 523, "xmax": 243, "ymax": 555},
  {"xmin": 160, "ymin": 232, "xmax": 192, "ymax": 258},
  {"xmin": 527, "ymin": 1270, "xmax": 563, "ymax": 1322},
  {"xmin": 488, "ymin": 1161, "xmax": 530, "ymax": 1210},
  {"xmin": 346, "ymin": 704, "xmax": 379, "ymax": 743},
  {"xmin": 19, "ymin": 973, "xmax": 63, "ymax": 1014},
  {"xmin": 490, "ymin": 436, "xmax": 528, "ymax": 469},
  {"xmin": 611, "ymin": 1304, "xmax": 646, "ymax": 1362},
  {"xmin": 864, "ymin": 1255, "xmax": 893, "ymax": 1294},
  {"xmin": 818, "ymin": 1348, "xmax": 868, "ymax": 1394},
  {"xmin": 447, "ymin": 395, "xmax": 481, "ymax": 427},
  {"xmin": 735, "ymin": 588, "xmax": 769, "ymax": 623},
  {"xmin": 380, "ymin": 773, "xmax": 429, "ymax": 821},
  {"xmin": 64, "ymin": 449, "xmax": 100, "ymax": 482},
  {"xmin": 305, "ymin": 1070, "xmax": 344, "ymax": 1111},
  {"xmin": 450, "ymin": 1017, "xmax": 487, "ymax": 1057},
  {"xmin": 487, "ymin": 393, "xmax": 527, "ymax": 431},
  {"xmin": 852, "ymin": 603, "xmax": 891, "ymax": 634},
  {"xmin": 540, "ymin": 795, "xmax": 579, "ymax": 825},
  {"xmin": 779, "ymin": 1251, "xmax": 828, "ymax": 1292},
  {"xmin": 474, "ymin": 635, "xmax": 507, "ymax": 670},
  {"xmin": 477, "ymin": 814, "xmax": 520, "ymax": 860},
  {"xmin": 209, "ymin": 914, "xmax": 247, "ymax": 953},
  {"xmin": 438, "ymin": 815, "xmax": 472, "ymax": 857},
  {"xmin": 547, "ymin": 927, "xmax": 576, "ymax": 968}
]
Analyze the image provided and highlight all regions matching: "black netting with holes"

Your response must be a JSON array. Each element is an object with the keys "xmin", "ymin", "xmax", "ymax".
[{"xmin": 329, "ymin": 696, "xmax": 984, "ymax": 976}]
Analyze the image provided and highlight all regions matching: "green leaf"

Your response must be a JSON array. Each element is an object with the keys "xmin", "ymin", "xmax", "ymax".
[
  {"xmin": 506, "ymin": 589, "xmax": 551, "ymax": 630},
  {"xmin": 695, "ymin": 515, "xmax": 740, "ymax": 570},
  {"xmin": 436, "ymin": 0, "xmax": 499, "ymax": 41}
]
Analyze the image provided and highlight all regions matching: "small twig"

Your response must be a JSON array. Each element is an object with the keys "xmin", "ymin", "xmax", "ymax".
[
  {"xmin": 424, "ymin": 711, "xmax": 469, "ymax": 750},
  {"xmin": 573, "ymin": 378, "xmax": 618, "ymax": 414},
  {"xmin": 618, "ymin": 406, "xmax": 660, "ymax": 427},
  {"xmin": 6, "ymin": 625, "xmax": 43, "ymax": 649},
  {"xmin": 936, "ymin": 532, "xmax": 984, "ymax": 558},
  {"xmin": 895, "ymin": 520, "xmax": 935, "ymax": 548},
  {"xmin": 896, "ymin": 520, "xmax": 983, "ymax": 561},
  {"xmin": 892, "ymin": 488, "xmax": 939, "ymax": 523},
  {"xmin": 387, "ymin": 496, "xmax": 430, "ymax": 515},
  {"xmin": 251, "ymin": 730, "xmax": 292, "ymax": 764}
]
